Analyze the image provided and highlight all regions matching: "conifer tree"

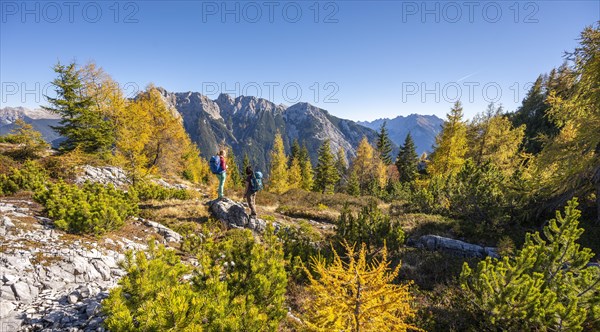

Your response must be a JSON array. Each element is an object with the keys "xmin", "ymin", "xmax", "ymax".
[
  {"xmin": 302, "ymin": 242, "xmax": 420, "ymax": 332},
  {"xmin": 536, "ymin": 25, "xmax": 600, "ymax": 223},
  {"xmin": 128, "ymin": 87, "xmax": 203, "ymax": 180},
  {"xmin": 461, "ymin": 199, "xmax": 600, "ymax": 330},
  {"xmin": 8, "ymin": 119, "xmax": 49, "ymax": 159},
  {"xmin": 428, "ymin": 101, "xmax": 468, "ymax": 177},
  {"xmin": 227, "ymin": 147, "xmax": 243, "ymax": 189},
  {"xmin": 334, "ymin": 147, "xmax": 348, "ymax": 191},
  {"xmin": 313, "ymin": 139, "xmax": 339, "ymax": 194},
  {"xmin": 299, "ymin": 145, "xmax": 314, "ymax": 191},
  {"xmin": 43, "ymin": 62, "xmax": 115, "ymax": 154},
  {"xmin": 289, "ymin": 139, "xmax": 301, "ymax": 166},
  {"xmin": 467, "ymin": 103, "xmax": 525, "ymax": 176},
  {"xmin": 351, "ymin": 137, "xmax": 385, "ymax": 195},
  {"xmin": 288, "ymin": 156, "xmax": 302, "ymax": 190},
  {"xmin": 268, "ymin": 131, "xmax": 289, "ymax": 194},
  {"xmin": 335, "ymin": 200, "xmax": 405, "ymax": 255},
  {"xmin": 395, "ymin": 133, "xmax": 419, "ymax": 184},
  {"xmin": 115, "ymin": 95, "xmax": 151, "ymax": 181},
  {"xmin": 346, "ymin": 169, "xmax": 361, "ymax": 197},
  {"xmin": 376, "ymin": 121, "xmax": 393, "ymax": 165}
]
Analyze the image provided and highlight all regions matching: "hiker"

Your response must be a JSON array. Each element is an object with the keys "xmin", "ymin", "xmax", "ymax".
[
  {"xmin": 213, "ymin": 150, "xmax": 227, "ymax": 198},
  {"xmin": 244, "ymin": 166, "xmax": 258, "ymax": 217}
]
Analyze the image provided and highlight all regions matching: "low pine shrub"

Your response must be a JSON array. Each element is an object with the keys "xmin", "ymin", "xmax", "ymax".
[
  {"xmin": 131, "ymin": 181, "xmax": 191, "ymax": 201},
  {"xmin": 34, "ymin": 181, "xmax": 138, "ymax": 235},
  {"xmin": 0, "ymin": 160, "xmax": 47, "ymax": 196}
]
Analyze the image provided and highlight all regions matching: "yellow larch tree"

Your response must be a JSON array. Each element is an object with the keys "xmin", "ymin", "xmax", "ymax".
[
  {"xmin": 288, "ymin": 156, "xmax": 302, "ymax": 190},
  {"xmin": 268, "ymin": 131, "xmax": 289, "ymax": 194},
  {"xmin": 350, "ymin": 137, "xmax": 386, "ymax": 194},
  {"xmin": 302, "ymin": 242, "xmax": 421, "ymax": 332},
  {"xmin": 428, "ymin": 101, "xmax": 468, "ymax": 177}
]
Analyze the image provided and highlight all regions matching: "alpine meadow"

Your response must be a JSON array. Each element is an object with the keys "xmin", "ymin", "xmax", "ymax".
[{"xmin": 1, "ymin": 2, "xmax": 599, "ymax": 332}]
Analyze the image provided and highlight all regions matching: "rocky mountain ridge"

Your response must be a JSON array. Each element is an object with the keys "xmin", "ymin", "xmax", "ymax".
[
  {"xmin": 358, "ymin": 114, "xmax": 443, "ymax": 154},
  {"xmin": 158, "ymin": 89, "xmax": 380, "ymax": 171}
]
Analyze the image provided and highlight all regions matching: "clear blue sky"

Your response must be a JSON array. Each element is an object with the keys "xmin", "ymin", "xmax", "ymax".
[{"xmin": 1, "ymin": 1, "xmax": 598, "ymax": 120}]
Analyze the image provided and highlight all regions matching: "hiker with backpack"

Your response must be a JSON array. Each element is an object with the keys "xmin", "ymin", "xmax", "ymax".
[
  {"xmin": 244, "ymin": 165, "xmax": 263, "ymax": 217},
  {"xmin": 210, "ymin": 150, "xmax": 227, "ymax": 198}
]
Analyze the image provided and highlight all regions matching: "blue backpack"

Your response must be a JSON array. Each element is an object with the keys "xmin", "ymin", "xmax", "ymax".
[
  {"xmin": 209, "ymin": 156, "xmax": 222, "ymax": 174},
  {"xmin": 251, "ymin": 171, "xmax": 264, "ymax": 192}
]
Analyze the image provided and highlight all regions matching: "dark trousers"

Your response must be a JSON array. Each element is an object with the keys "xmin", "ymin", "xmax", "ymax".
[{"xmin": 245, "ymin": 191, "xmax": 257, "ymax": 216}]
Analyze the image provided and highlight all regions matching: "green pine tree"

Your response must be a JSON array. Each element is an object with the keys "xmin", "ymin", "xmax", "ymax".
[
  {"xmin": 42, "ymin": 62, "xmax": 114, "ymax": 154},
  {"xmin": 346, "ymin": 169, "xmax": 361, "ymax": 197},
  {"xmin": 376, "ymin": 121, "xmax": 393, "ymax": 165},
  {"xmin": 334, "ymin": 147, "xmax": 348, "ymax": 191},
  {"xmin": 461, "ymin": 198, "xmax": 600, "ymax": 331},
  {"xmin": 299, "ymin": 144, "xmax": 314, "ymax": 191},
  {"xmin": 227, "ymin": 147, "xmax": 243, "ymax": 189},
  {"xmin": 289, "ymin": 139, "xmax": 301, "ymax": 167},
  {"xmin": 395, "ymin": 133, "xmax": 419, "ymax": 184},
  {"xmin": 313, "ymin": 139, "xmax": 339, "ymax": 194}
]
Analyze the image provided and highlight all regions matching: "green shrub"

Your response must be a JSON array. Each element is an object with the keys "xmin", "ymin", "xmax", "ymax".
[
  {"xmin": 103, "ymin": 242, "xmax": 204, "ymax": 331},
  {"xmin": 410, "ymin": 160, "xmax": 512, "ymax": 225},
  {"xmin": 278, "ymin": 219, "xmax": 325, "ymax": 282},
  {"xmin": 131, "ymin": 181, "xmax": 191, "ymax": 201},
  {"xmin": 34, "ymin": 181, "xmax": 138, "ymax": 235},
  {"xmin": 334, "ymin": 200, "xmax": 405, "ymax": 255},
  {"xmin": 460, "ymin": 199, "xmax": 600, "ymax": 331},
  {"xmin": 0, "ymin": 160, "xmax": 48, "ymax": 196},
  {"xmin": 104, "ymin": 225, "xmax": 288, "ymax": 331}
]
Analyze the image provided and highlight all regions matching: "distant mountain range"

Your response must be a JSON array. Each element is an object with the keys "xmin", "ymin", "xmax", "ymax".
[
  {"xmin": 358, "ymin": 114, "xmax": 443, "ymax": 155},
  {"xmin": 158, "ymin": 89, "xmax": 380, "ymax": 171},
  {"xmin": 0, "ymin": 94, "xmax": 443, "ymax": 171},
  {"xmin": 0, "ymin": 107, "xmax": 62, "ymax": 147}
]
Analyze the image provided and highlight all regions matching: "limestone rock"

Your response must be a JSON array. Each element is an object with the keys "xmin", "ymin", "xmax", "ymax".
[
  {"xmin": 208, "ymin": 197, "xmax": 275, "ymax": 233},
  {"xmin": 75, "ymin": 165, "xmax": 129, "ymax": 187},
  {"xmin": 138, "ymin": 218, "xmax": 182, "ymax": 243},
  {"xmin": 413, "ymin": 235, "xmax": 500, "ymax": 259}
]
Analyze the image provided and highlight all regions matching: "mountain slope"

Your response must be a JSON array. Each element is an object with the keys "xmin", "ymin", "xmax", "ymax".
[
  {"xmin": 0, "ymin": 107, "xmax": 62, "ymax": 147},
  {"xmin": 358, "ymin": 114, "xmax": 443, "ymax": 154},
  {"xmin": 161, "ymin": 91, "xmax": 382, "ymax": 171}
]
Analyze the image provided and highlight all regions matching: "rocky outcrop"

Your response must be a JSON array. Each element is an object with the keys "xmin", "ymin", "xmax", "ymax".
[
  {"xmin": 0, "ymin": 200, "xmax": 182, "ymax": 331},
  {"xmin": 411, "ymin": 235, "xmax": 500, "ymax": 259},
  {"xmin": 135, "ymin": 217, "xmax": 182, "ymax": 243},
  {"xmin": 75, "ymin": 165, "xmax": 129, "ymax": 188},
  {"xmin": 207, "ymin": 198, "xmax": 278, "ymax": 233},
  {"xmin": 151, "ymin": 178, "xmax": 188, "ymax": 190},
  {"xmin": 75, "ymin": 166, "xmax": 190, "ymax": 191}
]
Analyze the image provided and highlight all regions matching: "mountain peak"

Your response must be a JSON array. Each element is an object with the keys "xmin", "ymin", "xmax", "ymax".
[{"xmin": 358, "ymin": 114, "xmax": 443, "ymax": 154}]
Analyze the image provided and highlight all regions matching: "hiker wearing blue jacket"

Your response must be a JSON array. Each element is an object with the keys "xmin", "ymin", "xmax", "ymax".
[{"xmin": 215, "ymin": 150, "xmax": 227, "ymax": 198}]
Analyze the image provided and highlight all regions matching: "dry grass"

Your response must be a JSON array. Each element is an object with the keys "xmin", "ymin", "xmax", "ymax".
[
  {"xmin": 30, "ymin": 251, "xmax": 65, "ymax": 266},
  {"xmin": 139, "ymin": 199, "xmax": 210, "ymax": 221},
  {"xmin": 255, "ymin": 188, "xmax": 379, "ymax": 224}
]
